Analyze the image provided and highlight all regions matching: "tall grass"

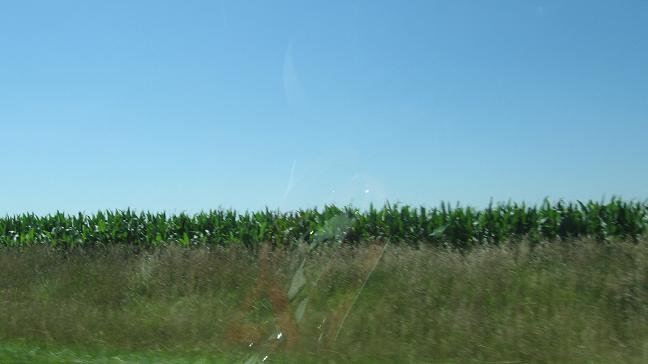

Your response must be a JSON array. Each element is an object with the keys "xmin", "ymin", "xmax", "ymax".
[
  {"xmin": 1, "ymin": 199, "xmax": 646, "ymax": 248},
  {"xmin": 1, "ymin": 238, "xmax": 647, "ymax": 363}
]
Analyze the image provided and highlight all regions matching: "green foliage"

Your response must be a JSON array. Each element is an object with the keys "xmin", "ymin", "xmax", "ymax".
[
  {"xmin": 1, "ymin": 240, "xmax": 647, "ymax": 363},
  {"xmin": 1, "ymin": 199, "xmax": 646, "ymax": 248}
]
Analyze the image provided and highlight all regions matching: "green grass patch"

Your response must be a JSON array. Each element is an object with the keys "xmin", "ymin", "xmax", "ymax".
[
  {"xmin": 0, "ymin": 340, "xmax": 234, "ymax": 364},
  {"xmin": 1, "ymin": 239, "xmax": 647, "ymax": 363}
]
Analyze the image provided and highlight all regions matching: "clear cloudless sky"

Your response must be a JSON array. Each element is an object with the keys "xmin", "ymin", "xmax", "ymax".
[{"xmin": 1, "ymin": 0, "xmax": 647, "ymax": 215}]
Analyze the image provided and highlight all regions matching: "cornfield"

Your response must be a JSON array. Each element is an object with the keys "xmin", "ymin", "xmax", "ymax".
[{"xmin": 1, "ymin": 199, "xmax": 646, "ymax": 249}]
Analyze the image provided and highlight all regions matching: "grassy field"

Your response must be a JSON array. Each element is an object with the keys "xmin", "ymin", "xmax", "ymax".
[
  {"xmin": 1, "ymin": 237, "xmax": 647, "ymax": 363},
  {"xmin": 0, "ymin": 340, "xmax": 235, "ymax": 364}
]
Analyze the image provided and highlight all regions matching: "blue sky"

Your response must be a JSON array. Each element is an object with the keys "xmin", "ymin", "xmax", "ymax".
[{"xmin": 1, "ymin": 0, "xmax": 647, "ymax": 214}]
